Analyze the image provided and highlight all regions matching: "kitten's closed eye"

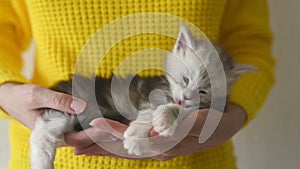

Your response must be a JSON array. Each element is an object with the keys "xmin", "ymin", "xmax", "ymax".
[
  {"xmin": 199, "ymin": 90, "xmax": 208, "ymax": 94},
  {"xmin": 183, "ymin": 76, "xmax": 189, "ymax": 86}
]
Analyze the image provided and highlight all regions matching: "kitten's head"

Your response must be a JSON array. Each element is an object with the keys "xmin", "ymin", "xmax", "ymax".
[{"xmin": 165, "ymin": 24, "xmax": 255, "ymax": 109}]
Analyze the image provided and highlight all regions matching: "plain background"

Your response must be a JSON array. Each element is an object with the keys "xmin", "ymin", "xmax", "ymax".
[{"xmin": 0, "ymin": 0, "xmax": 299, "ymax": 168}]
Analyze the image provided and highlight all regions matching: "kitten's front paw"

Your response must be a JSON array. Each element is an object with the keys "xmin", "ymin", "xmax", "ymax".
[
  {"xmin": 123, "ymin": 122, "xmax": 152, "ymax": 156},
  {"xmin": 152, "ymin": 105, "xmax": 178, "ymax": 136},
  {"xmin": 123, "ymin": 138, "xmax": 150, "ymax": 156}
]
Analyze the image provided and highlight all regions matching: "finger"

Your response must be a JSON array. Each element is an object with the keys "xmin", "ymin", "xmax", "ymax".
[
  {"xmin": 152, "ymin": 154, "xmax": 175, "ymax": 161},
  {"xmin": 64, "ymin": 127, "xmax": 109, "ymax": 148},
  {"xmin": 79, "ymin": 147, "xmax": 134, "ymax": 160},
  {"xmin": 35, "ymin": 87, "xmax": 86, "ymax": 114},
  {"xmin": 89, "ymin": 118, "xmax": 128, "ymax": 139},
  {"xmin": 75, "ymin": 141, "xmax": 146, "ymax": 160},
  {"xmin": 150, "ymin": 133, "xmax": 180, "ymax": 144},
  {"xmin": 74, "ymin": 141, "xmax": 126, "ymax": 158},
  {"xmin": 56, "ymin": 140, "xmax": 69, "ymax": 148},
  {"xmin": 74, "ymin": 144, "xmax": 114, "ymax": 156}
]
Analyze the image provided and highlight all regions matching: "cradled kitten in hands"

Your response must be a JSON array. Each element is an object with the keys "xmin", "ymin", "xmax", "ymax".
[{"xmin": 30, "ymin": 24, "xmax": 255, "ymax": 169}]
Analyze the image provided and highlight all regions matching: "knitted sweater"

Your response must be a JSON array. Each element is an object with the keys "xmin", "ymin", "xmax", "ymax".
[{"xmin": 0, "ymin": 0, "xmax": 275, "ymax": 169}]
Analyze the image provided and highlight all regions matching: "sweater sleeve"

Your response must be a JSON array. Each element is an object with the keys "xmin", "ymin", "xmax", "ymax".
[
  {"xmin": 219, "ymin": 0, "xmax": 275, "ymax": 127},
  {"xmin": 0, "ymin": 0, "xmax": 32, "ymax": 118}
]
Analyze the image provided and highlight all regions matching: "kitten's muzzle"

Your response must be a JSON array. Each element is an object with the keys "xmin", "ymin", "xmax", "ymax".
[{"xmin": 176, "ymin": 99, "xmax": 199, "ymax": 109}]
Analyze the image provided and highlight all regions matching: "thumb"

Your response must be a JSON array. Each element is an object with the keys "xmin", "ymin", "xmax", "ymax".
[
  {"xmin": 89, "ymin": 118, "xmax": 128, "ymax": 139},
  {"xmin": 37, "ymin": 88, "xmax": 86, "ymax": 114}
]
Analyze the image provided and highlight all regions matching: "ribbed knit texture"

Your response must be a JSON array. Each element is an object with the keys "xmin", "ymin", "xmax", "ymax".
[{"xmin": 0, "ymin": 0, "xmax": 275, "ymax": 168}]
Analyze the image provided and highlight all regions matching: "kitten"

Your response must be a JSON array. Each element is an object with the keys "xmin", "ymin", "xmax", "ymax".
[{"xmin": 30, "ymin": 24, "xmax": 254, "ymax": 169}]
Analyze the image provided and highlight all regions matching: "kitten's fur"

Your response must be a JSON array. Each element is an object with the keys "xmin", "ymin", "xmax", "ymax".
[{"xmin": 30, "ymin": 24, "xmax": 254, "ymax": 169}]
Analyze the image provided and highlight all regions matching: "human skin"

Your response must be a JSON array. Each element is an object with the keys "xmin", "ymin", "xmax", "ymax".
[
  {"xmin": 0, "ymin": 83, "xmax": 86, "ymax": 129},
  {"xmin": 73, "ymin": 103, "xmax": 246, "ymax": 161},
  {"xmin": 0, "ymin": 83, "xmax": 246, "ymax": 161}
]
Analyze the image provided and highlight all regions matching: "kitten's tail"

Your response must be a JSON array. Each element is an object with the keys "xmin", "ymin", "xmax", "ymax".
[{"xmin": 30, "ymin": 109, "xmax": 77, "ymax": 169}]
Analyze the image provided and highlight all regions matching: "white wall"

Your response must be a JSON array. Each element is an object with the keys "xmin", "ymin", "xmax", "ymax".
[
  {"xmin": 0, "ymin": 0, "xmax": 299, "ymax": 168},
  {"xmin": 0, "ymin": 120, "xmax": 9, "ymax": 169}
]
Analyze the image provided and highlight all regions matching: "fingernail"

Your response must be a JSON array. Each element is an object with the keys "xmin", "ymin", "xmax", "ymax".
[
  {"xmin": 89, "ymin": 119, "xmax": 97, "ymax": 127},
  {"xmin": 74, "ymin": 149, "xmax": 83, "ymax": 155},
  {"xmin": 71, "ymin": 99, "xmax": 86, "ymax": 114}
]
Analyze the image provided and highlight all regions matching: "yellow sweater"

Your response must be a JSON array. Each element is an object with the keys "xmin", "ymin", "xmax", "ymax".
[{"xmin": 0, "ymin": 0, "xmax": 275, "ymax": 169}]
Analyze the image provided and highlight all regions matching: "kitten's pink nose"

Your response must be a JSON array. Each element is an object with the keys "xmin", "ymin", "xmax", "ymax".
[
  {"xmin": 176, "ymin": 99, "xmax": 182, "ymax": 105},
  {"xmin": 176, "ymin": 99, "xmax": 188, "ymax": 107}
]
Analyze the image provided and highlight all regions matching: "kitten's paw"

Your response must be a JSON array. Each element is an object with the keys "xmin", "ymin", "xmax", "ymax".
[
  {"xmin": 123, "ymin": 122, "xmax": 152, "ymax": 156},
  {"xmin": 152, "ymin": 106, "xmax": 178, "ymax": 136},
  {"xmin": 123, "ymin": 138, "xmax": 151, "ymax": 156}
]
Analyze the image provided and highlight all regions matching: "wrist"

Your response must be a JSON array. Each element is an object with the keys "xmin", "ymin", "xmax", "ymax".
[
  {"xmin": 226, "ymin": 103, "xmax": 247, "ymax": 127},
  {"xmin": 0, "ymin": 82, "xmax": 20, "ymax": 91},
  {"xmin": 0, "ymin": 83, "xmax": 20, "ymax": 107},
  {"xmin": 189, "ymin": 103, "xmax": 247, "ymax": 142}
]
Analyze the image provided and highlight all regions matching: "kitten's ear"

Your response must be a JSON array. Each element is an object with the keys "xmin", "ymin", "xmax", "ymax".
[
  {"xmin": 173, "ymin": 24, "xmax": 195, "ymax": 52},
  {"xmin": 233, "ymin": 63, "xmax": 257, "ymax": 75},
  {"xmin": 228, "ymin": 63, "xmax": 256, "ymax": 85}
]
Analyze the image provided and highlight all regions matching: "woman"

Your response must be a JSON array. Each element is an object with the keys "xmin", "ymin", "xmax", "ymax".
[{"xmin": 0, "ymin": 0, "xmax": 275, "ymax": 168}]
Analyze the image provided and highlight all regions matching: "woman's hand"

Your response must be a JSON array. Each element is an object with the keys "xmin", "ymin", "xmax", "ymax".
[
  {"xmin": 0, "ymin": 83, "xmax": 128, "ymax": 158},
  {"xmin": 63, "ymin": 118, "xmax": 131, "ymax": 158},
  {"xmin": 150, "ymin": 103, "xmax": 247, "ymax": 161},
  {"xmin": 0, "ymin": 83, "xmax": 246, "ymax": 160},
  {"xmin": 0, "ymin": 83, "xmax": 86, "ymax": 129},
  {"xmin": 72, "ymin": 103, "xmax": 246, "ymax": 160}
]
